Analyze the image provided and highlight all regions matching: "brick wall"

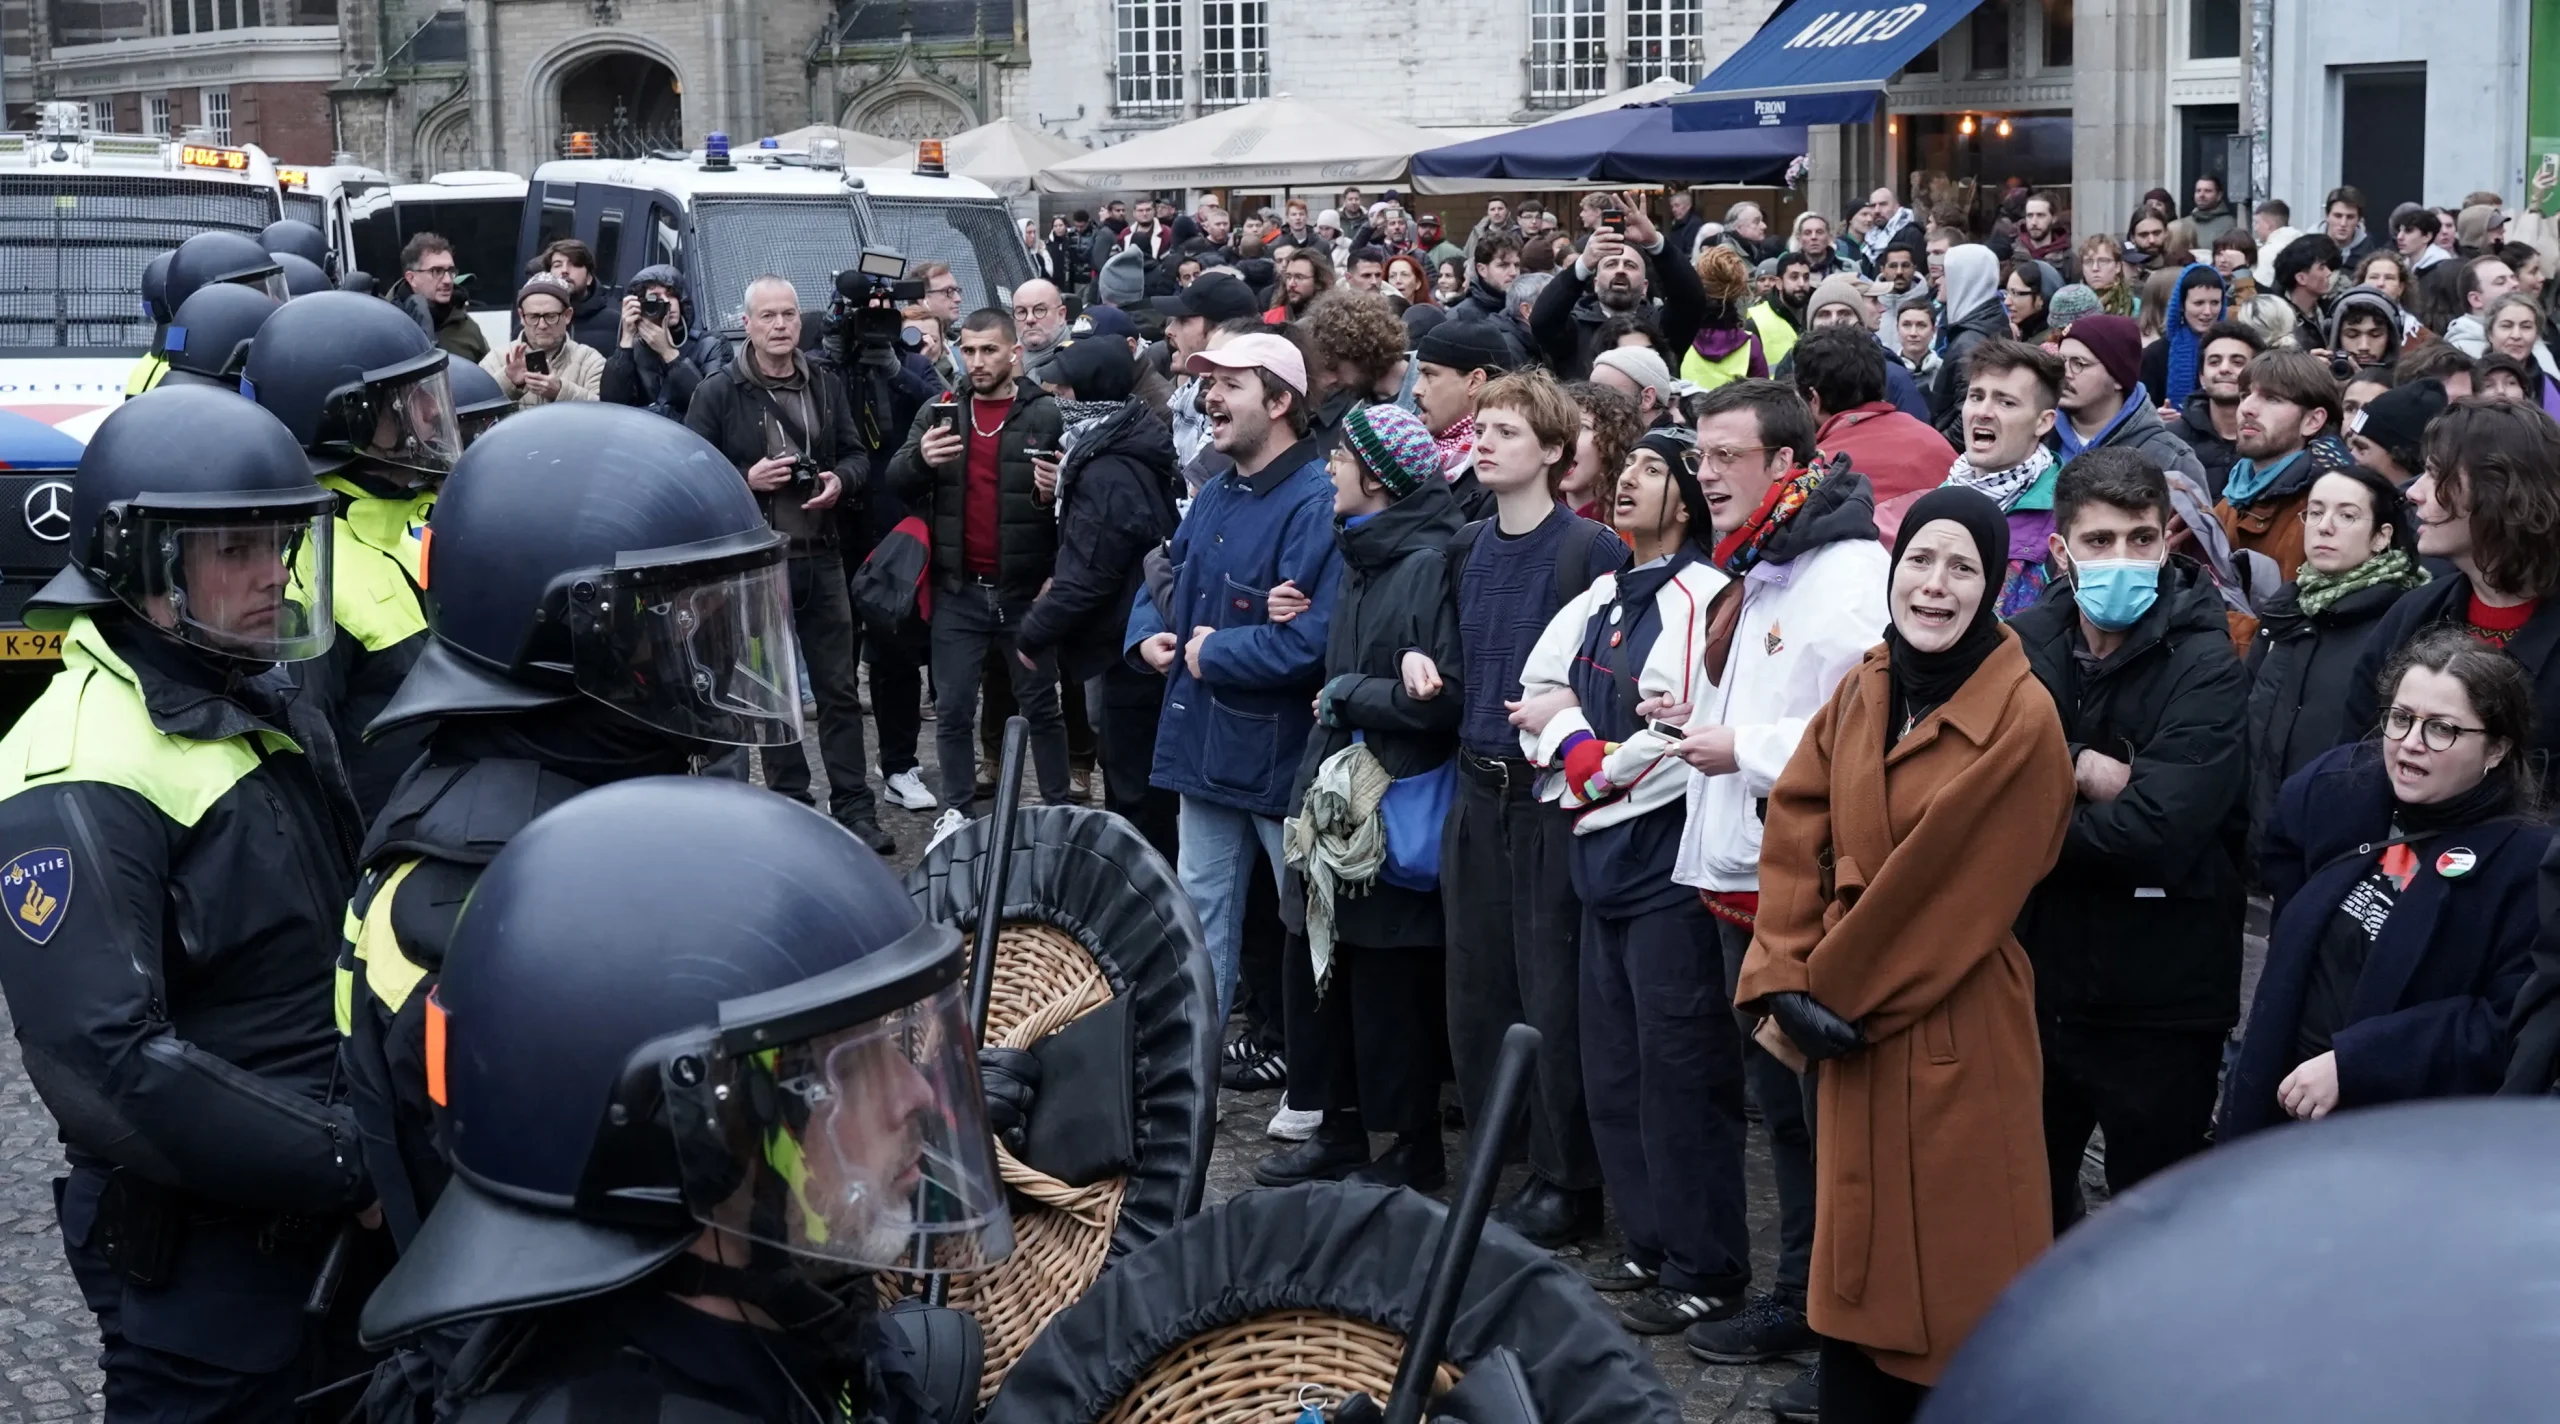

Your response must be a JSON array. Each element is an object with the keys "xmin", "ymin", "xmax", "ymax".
[{"xmin": 236, "ymin": 79, "xmax": 333, "ymax": 162}]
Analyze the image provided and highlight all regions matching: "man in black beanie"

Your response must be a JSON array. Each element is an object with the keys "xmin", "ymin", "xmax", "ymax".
[
  {"xmin": 1412, "ymin": 321, "xmax": 1521, "ymax": 520},
  {"xmin": 2344, "ymin": 377, "xmax": 2446, "ymax": 488}
]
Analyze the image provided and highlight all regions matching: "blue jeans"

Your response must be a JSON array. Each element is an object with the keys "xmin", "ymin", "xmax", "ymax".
[{"xmin": 1178, "ymin": 795, "xmax": 1286, "ymax": 1021}]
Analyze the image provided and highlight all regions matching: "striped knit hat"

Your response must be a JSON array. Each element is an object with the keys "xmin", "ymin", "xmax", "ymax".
[{"xmin": 1341, "ymin": 402, "xmax": 1441, "ymax": 501}]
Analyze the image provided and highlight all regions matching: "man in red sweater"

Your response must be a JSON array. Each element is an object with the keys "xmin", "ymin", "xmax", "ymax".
[{"xmin": 1791, "ymin": 326, "xmax": 1956, "ymax": 503}]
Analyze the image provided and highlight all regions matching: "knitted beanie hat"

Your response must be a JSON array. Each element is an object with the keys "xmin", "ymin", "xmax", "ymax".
[
  {"xmin": 1342, "ymin": 402, "xmax": 1442, "ymax": 501},
  {"xmin": 2047, "ymin": 283, "xmax": 2103, "ymax": 328}
]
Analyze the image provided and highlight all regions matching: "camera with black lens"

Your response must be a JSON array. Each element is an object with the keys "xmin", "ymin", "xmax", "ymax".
[
  {"xmin": 831, "ymin": 248, "xmax": 929, "ymax": 366},
  {"xmin": 639, "ymin": 290, "xmax": 671, "ymax": 324},
  {"xmin": 787, "ymin": 455, "xmax": 823, "ymax": 497}
]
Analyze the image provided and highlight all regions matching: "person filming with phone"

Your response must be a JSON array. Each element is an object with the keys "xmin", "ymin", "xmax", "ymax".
[
  {"xmin": 481, "ymin": 274, "xmax": 603, "ymax": 408},
  {"xmin": 600, "ymin": 262, "xmax": 731, "ymax": 419}
]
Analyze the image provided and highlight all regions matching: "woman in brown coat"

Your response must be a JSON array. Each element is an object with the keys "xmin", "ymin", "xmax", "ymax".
[{"xmin": 1738, "ymin": 485, "xmax": 2076, "ymax": 1421}]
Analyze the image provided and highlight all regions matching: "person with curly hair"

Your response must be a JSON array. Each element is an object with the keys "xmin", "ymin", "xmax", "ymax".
[
  {"xmin": 1562, "ymin": 379, "xmax": 1641, "ymax": 520},
  {"xmin": 1303, "ymin": 288, "xmax": 1410, "ymax": 428},
  {"xmin": 1683, "ymin": 244, "xmax": 1799, "ymax": 391}
]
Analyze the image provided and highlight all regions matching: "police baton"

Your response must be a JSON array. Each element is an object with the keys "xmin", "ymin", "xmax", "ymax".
[
  {"xmin": 926, "ymin": 714, "xmax": 1030, "ymax": 1308},
  {"xmin": 305, "ymin": 1220, "xmax": 356, "ymax": 1317},
  {"xmin": 1381, "ymin": 1022, "xmax": 1541, "ymax": 1424}
]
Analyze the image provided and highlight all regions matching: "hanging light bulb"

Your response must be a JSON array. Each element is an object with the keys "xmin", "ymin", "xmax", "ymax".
[
  {"xmin": 1959, "ymin": 113, "xmax": 1976, "ymax": 136},
  {"xmin": 1995, "ymin": 116, "xmax": 2013, "ymax": 138}
]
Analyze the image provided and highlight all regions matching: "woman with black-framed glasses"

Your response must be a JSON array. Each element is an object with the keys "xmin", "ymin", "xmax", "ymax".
[{"xmin": 2223, "ymin": 626, "xmax": 2548, "ymax": 1137}]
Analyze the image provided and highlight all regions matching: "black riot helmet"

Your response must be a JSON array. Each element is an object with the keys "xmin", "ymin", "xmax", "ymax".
[
  {"xmin": 258, "ymin": 218, "xmax": 330, "ymax": 270},
  {"xmin": 357, "ymin": 777, "xmax": 1011, "ymax": 1347},
  {"xmin": 165, "ymin": 230, "xmax": 287, "ymax": 311},
  {"xmin": 273, "ymin": 252, "xmax": 331, "ymax": 298},
  {"xmin": 369, "ymin": 402, "xmax": 804, "ymax": 748},
  {"xmin": 141, "ymin": 250, "xmax": 175, "ymax": 326},
  {"xmin": 1922, "ymin": 1100, "xmax": 2560, "ymax": 1424},
  {"xmin": 157, "ymin": 281, "xmax": 278, "ymax": 388},
  {"xmin": 242, "ymin": 291, "xmax": 461, "ymax": 481},
  {"xmin": 27, "ymin": 385, "xmax": 334, "ymax": 662},
  {"xmin": 442, "ymin": 356, "xmax": 514, "ymax": 442}
]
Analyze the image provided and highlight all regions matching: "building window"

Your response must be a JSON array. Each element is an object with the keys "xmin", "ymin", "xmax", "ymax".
[
  {"xmin": 203, "ymin": 88, "xmax": 230, "ymax": 142},
  {"xmin": 1529, "ymin": 0, "xmax": 1607, "ymax": 104},
  {"xmin": 170, "ymin": 0, "xmax": 253, "ymax": 33},
  {"xmin": 1114, "ymin": 0, "xmax": 1183, "ymax": 113},
  {"xmin": 2189, "ymin": 0, "xmax": 2240, "ymax": 59},
  {"xmin": 1968, "ymin": 0, "xmax": 2012, "ymax": 76},
  {"xmin": 1625, "ymin": 0, "xmax": 1706, "ymax": 84},
  {"xmin": 1200, "ymin": 1, "xmax": 1269, "ymax": 109},
  {"xmin": 2042, "ymin": 0, "xmax": 2072, "ymax": 68},
  {"xmin": 88, "ymin": 99, "xmax": 113, "ymax": 133},
  {"xmin": 146, "ymin": 95, "xmax": 169, "ymax": 136}
]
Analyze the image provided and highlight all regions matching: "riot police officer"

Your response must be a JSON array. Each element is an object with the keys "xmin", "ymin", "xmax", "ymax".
[
  {"xmin": 244, "ymin": 290, "xmax": 463, "ymax": 818},
  {"xmin": 261, "ymin": 217, "xmax": 334, "ymax": 279},
  {"xmin": 446, "ymin": 357, "xmax": 515, "ymax": 444},
  {"xmin": 337, "ymin": 402, "xmax": 809, "ymax": 1257},
  {"xmin": 164, "ymin": 229, "xmax": 287, "ymax": 311},
  {"xmin": 124, "ymin": 250, "xmax": 178, "ymax": 397},
  {"xmin": 358, "ymin": 777, "xmax": 1004, "ymax": 1423},
  {"xmin": 154, "ymin": 281, "xmax": 278, "ymax": 392},
  {"xmin": 276, "ymin": 252, "xmax": 333, "ymax": 298},
  {"xmin": 0, "ymin": 385, "xmax": 369, "ymax": 1416}
]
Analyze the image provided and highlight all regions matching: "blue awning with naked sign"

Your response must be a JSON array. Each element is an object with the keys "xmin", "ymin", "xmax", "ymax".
[{"xmin": 1671, "ymin": 0, "xmax": 1988, "ymax": 132}]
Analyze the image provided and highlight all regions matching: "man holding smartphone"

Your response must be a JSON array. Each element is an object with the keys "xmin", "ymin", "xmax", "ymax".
[
  {"xmin": 886, "ymin": 308, "xmax": 1069, "ymax": 836},
  {"xmin": 481, "ymin": 274, "xmax": 603, "ymax": 408}
]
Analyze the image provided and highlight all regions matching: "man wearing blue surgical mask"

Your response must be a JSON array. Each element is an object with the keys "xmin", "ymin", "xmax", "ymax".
[{"xmin": 2004, "ymin": 447, "xmax": 2251, "ymax": 1238}]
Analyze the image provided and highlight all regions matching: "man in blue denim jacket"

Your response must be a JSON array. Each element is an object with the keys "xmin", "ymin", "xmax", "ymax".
[{"xmin": 1127, "ymin": 332, "xmax": 1340, "ymax": 1018}]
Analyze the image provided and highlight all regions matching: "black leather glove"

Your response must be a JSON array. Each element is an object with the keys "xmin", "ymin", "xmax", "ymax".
[
  {"xmin": 1767, "ymin": 991, "xmax": 1864, "ymax": 1062},
  {"xmin": 978, "ymin": 1045, "xmax": 1042, "ymax": 1155}
]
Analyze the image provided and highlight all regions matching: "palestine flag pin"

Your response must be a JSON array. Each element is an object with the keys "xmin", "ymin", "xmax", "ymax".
[{"xmin": 2437, "ymin": 848, "xmax": 2478, "ymax": 879}]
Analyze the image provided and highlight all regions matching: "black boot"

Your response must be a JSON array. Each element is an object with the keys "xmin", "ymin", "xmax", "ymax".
[
  {"xmin": 1347, "ymin": 1136, "xmax": 1446, "ymax": 1193},
  {"xmin": 1492, "ymin": 1177, "xmax": 1604, "ymax": 1247},
  {"xmin": 1253, "ymin": 1123, "xmax": 1369, "ymax": 1187}
]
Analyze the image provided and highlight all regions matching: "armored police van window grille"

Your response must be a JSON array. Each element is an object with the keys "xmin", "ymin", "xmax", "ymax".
[
  {"xmin": 691, "ymin": 198, "xmax": 863, "ymax": 337},
  {"xmin": 864, "ymin": 197, "xmax": 1033, "ymax": 315},
  {"xmin": 281, "ymin": 191, "xmax": 325, "ymax": 230},
  {"xmin": 1624, "ymin": 0, "xmax": 1706, "ymax": 84},
  {"xmin": 0, "ymin": 176, "xmax": 278, "ymax": 346}
]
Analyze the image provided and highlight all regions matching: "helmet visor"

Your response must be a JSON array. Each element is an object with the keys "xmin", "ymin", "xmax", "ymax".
[
  {"xmin": 670, "ymin": 976, "xmax": 1013, "ymax": 1275},
  {"xmin": 338, "ymin": 357, "xmax": 463, "ymax": 478},
  {"xmin": 565, "ymin": 530, "xmax": 805, "ymax": 747},
  {"xmin": 232, "ymin": 266, "xmax": 290, "ymax": 303},
  {"xmin": 105, "ymin": 494, "xmax": 335, "ymax": 662}
]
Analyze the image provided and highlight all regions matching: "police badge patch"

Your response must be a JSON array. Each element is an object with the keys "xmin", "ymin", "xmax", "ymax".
[{"xmin": 1, "ymin": 848, "xmax": 70, "ymax": 945}]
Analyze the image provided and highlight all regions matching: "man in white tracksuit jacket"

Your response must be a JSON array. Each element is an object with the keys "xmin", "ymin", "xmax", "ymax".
[{"xmin": 1666, "ymin": 380, "xmax": 1890, "ymax": 1372}]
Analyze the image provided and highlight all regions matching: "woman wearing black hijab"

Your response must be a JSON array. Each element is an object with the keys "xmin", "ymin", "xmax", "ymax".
[{"xmin": 1739, "ymin": 486, "xmax": 2076, "ymax": 1421}]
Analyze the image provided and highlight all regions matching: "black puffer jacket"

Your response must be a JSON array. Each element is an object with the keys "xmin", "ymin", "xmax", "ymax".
[
  {"xmin": 598, "ymin": 263, "xmax": 732, "ymax": 419},
  {"xmin": 1289, "ymin": 479, "xmax": 1466, "ymax": 949},
  {"xmin": 1017, "ymin": 402, "xmax": 1182, "ymax": 683},
  {"xmin": 2243, "ymin": 575, "xmax": 2417, "ymax": 852},
  {"xmin": 2010, "ymin": 560, "xmax": 2253, "ymax": 1031},
  {"xmin": 2169, "ymin": 393, "xmax": 2240, "ymax": 501},
  {"xmin": 884, "ymin": 376, "xmax": 1067, "ymax": 607}
]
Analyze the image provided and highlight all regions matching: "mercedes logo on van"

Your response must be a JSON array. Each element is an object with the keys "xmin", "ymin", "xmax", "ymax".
[{"xmin": 22, "ymin": 481, "xmax": 71, "ymax": 542}]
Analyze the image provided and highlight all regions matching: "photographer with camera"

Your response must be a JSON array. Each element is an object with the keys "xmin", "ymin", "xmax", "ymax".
[
  {"xmin": 685, "ymin": 275, "xmax": 895, "ymax": 852},
  {"xmin": 600, "ymin": 262, "xmax": 731, "ymax": 418},
  {"xmin": 481, "ymin": 274, "xmax": 603, "ymax": 407}
]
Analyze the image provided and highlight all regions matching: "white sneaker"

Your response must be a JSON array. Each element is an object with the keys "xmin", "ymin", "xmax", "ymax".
[
  {"xmin": 1266, "ymin": 1105, "xmax": 1323, "ymax": 1142},
  {"xmin": 882, "ymin": 769, "xmax": 938, "ymax": 811},
  {"xmin": 926, "ymin": 807, "xmax": 970, "ymax": 853}
]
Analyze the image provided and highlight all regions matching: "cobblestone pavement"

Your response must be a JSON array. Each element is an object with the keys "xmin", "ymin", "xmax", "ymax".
[{"xmin": 0, "ymin": 704, "xmax": 2267, "ymax": 1422}]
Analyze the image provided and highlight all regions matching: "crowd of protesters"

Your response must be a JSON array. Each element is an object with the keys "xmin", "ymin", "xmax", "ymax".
[{"xmin": 545, "ymin": 172, "xmax": 2560, "ymax": 1423}]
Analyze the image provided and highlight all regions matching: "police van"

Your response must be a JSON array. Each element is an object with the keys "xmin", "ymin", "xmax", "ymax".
[
  {"xmin": 278, "ymin": 160, "xmax": 392, "ymax": 277},
  {"xmin": 522, "ymin": 134, "xmax": 1031, "ymax": 349},
  {"xmin": 0, "ymin": 101, "xmax": 285, "ymax": 678},
  {"xmin": 352, "ymin": 170, "xmax": 529, "ymax": 350}
]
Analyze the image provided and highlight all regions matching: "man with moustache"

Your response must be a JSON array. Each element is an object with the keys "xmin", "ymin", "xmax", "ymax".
[
  {"xmin": 1531, "ymin": 190, "xmax": 1708, "ymax": 380},
  {"xmin": 2168, "ymin": 322, "xmax": 2267, "ymax": 498}
]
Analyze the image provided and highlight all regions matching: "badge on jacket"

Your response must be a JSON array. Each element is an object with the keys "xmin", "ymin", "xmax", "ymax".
[
  {"xmin": 1, "ymin": 848, "xmax": 70, "ymax": 945},
  {"xmin": 1764, "ymin": 622, "xmax": 1785, "ymax": 656},
  {"xmin": 2437, "ymin": 848, "xmax": 2477, "ymax": 879}
]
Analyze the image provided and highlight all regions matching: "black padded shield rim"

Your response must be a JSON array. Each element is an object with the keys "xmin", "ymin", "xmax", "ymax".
[
  {"xmin": 906, "ymin": 805, "xmax": 1218, "ymax": 1259},
  {"xmin": 981, "ymin": 1182, "xmax": 1681, "ymax": 1424}
]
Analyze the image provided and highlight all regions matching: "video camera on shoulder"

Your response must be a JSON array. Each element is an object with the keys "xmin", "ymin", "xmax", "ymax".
[{"xmin": 832, "ymin": 248, "xmax": 930, "ymax": 360}]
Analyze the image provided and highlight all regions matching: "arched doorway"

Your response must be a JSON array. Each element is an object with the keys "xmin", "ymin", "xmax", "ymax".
[
  {"xmin": 556, "ymin": 51, "xmax": 681, "ymax": 159},
  {"xmin": 844, "ymin": 86, "xmax": 971, "ymax": 142}
]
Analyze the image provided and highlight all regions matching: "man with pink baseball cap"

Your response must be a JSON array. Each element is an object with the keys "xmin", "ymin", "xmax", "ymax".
[{"xmin": 1125, "ymin": 325, "xmax": 1341, "ymax": 1036}]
